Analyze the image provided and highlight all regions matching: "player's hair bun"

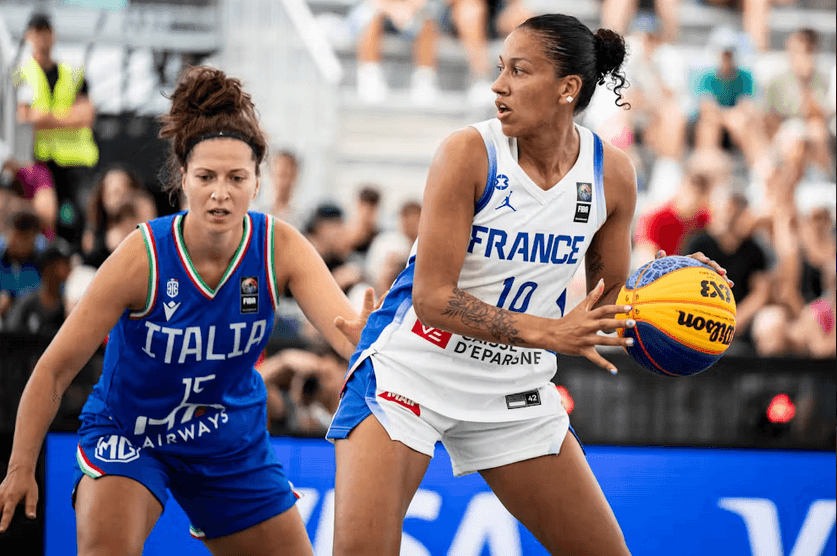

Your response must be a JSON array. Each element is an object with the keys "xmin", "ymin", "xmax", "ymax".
[
  {"xmin": 593, "ymin": 29, "xmax": 627, "ymax": 84},
  {"xmin": 158, "ymin": 65, "xmax": 267, "ymax": 196},
  {"xmin": 174, "ymin": 66, "xmax": 250, "ymax": 118}
]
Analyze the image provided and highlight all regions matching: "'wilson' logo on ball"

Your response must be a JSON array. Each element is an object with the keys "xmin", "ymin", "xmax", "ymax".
[{"xmin": 677, "ymin": 312, "xmax": 735, "ymax": 345}]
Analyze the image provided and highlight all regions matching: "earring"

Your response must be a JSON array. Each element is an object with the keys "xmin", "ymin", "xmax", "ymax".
[{"xmin": 566, "ymin": 96, "xmax": 574, "ymax": 103}]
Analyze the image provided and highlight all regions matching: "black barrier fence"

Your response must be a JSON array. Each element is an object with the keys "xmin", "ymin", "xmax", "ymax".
[
  {"xmin": 0, "ymin": 332, "xmax": 833, "ymax": 450},
  {"xmin": 553, "ymin": 352, "xmax": 836, "ymax": 451}
]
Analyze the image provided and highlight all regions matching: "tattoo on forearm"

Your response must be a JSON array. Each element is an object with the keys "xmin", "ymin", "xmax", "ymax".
[
  {"xmin": 587, "ymin": 251, "xmax": 605, "ymax": 277},
  {"xmin": 442, "ymin": 287, "xmax": 526, "ymax": 345},
  {"xmin": 51, "ymin": 391, "xmax": 61, "ymax": 404}
]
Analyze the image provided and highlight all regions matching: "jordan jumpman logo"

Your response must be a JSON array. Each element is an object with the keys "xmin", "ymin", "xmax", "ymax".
[{"xmin": 496, "ymin": 190, "xmax": 516, "ymax": 211}]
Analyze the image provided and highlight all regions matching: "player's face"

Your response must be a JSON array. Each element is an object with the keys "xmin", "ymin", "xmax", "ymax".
[
  {"xmin": 492, "ymin": 28, "xmax": 563, "ymax": 136},
  {"xmin": 182, "ymin": 138, "xmax": 259, "ymax": 231}
]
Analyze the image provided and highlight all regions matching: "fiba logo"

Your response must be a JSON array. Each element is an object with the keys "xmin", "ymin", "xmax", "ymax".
[
  {"xmin": 167, "ymin": 278, "xmax": 179, "ymax": 298},
  {"xmin": 494, "ymin": 174, "xmax": 510, "ymax": 190},
  {"xmin": 240, "ymin": 276, "xmax": 259, "ymax": 313}
]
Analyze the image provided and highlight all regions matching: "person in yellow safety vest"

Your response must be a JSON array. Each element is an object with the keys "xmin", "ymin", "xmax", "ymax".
[{"xmin": 16, "ymin": 12, "xmax": 98, "ymax": 249}]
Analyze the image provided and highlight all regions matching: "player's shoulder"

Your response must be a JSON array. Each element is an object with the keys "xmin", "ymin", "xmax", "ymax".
[
  {"xmin": 600, "ymin": 138, "xmax": 637, "ymax": 194},
  {"xmin": 268, "ymin": 212, "xmax": 307, "ymax": 252},
  {"xmin": 428, "ymin": 125, "xmax": 489, "ymax": 184},
  {"xmin": 599, "ymin": 137, "xmax": 635, "ymax": 179},
  {"xmin": 438, "ymin": 125, "xmax": 486, "ymax": 158},
  {"xmin": 113, "ymin": 227, "xmax": 152, "ymax": 267}
]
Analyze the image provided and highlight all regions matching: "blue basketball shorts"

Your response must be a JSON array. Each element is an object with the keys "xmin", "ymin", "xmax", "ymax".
[
  {"xmin": 72, "ymin": 424, "xmax": 299, "ymax": 540},
  {"xmin": 327, "ymin": 358, "xmax": 583, "ymax": 476}
]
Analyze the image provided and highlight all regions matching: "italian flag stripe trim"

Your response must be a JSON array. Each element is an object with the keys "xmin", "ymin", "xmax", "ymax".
[
  {"xmin": 129, "ymin": 223, "xmax": 158, "ymax": 319},
  {"xmin": 173, "ymin": 213, "xmax": 253, "ymax": 299},
  {"xmin": 76, "ymin": 444, "xmax": 105, "ymax": 478},
  {"xmin": 189, "ymin": 525, "xmax": 206, "ymax": 538},
  {"xmin": 266, "ymin": 215, "xmax": 280, "ymax": 310}
]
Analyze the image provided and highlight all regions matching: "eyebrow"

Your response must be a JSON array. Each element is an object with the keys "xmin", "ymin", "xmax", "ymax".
[
  {"xmin": 193, "ymin": 167, "xmax": 251, "ymax": 174},
  {"xmin": 498, "ymin": 56, "xmax": 533, "ymax": 65}
]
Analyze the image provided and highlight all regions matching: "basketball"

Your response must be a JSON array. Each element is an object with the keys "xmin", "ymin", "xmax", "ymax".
[{"xmin": 616, "ymin": 256, "xmax": 737, "ymax": 377}]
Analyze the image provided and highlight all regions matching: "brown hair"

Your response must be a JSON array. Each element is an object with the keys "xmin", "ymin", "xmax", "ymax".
[
  {"xmin": 792, "ymin": 28, "xmax": 820, "ymax": 52},
  {"xmin": 86, "ymin": 164, "xmax": 145, "ymax": 233},
  {"xmin": 158, "ymin": 66, "xmax": 267, "ymax": 196}
]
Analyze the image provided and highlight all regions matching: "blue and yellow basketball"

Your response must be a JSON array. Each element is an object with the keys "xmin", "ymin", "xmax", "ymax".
[{"xmin": 616, "ymin": 256, "xmax": 737, "ymax": 377}]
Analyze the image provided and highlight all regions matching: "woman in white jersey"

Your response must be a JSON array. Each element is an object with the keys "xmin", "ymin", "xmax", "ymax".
[{"xmin": 327, "ymin": 13, "xmax": 729, "ymax": 556}]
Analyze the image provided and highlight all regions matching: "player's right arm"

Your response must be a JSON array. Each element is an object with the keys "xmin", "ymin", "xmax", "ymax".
[
  {"xmin": 412, "ymin": 128, "xmax": 633, "ymax": 372},
  {"xmin": 0, "ymin": 229, "xmax": 149, "ymax": 532}
]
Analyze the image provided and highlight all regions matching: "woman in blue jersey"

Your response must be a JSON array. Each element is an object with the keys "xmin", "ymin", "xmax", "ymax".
[
  {"xmin": 327, "ymin": 14, "xmax": 730, "ymax": 556},
  {"xmin": 0, "ymin": 66, "xmax": 372, "ymax": 555}
]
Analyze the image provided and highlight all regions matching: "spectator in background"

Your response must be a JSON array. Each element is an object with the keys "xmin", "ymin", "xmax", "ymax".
[
  {"xmin": 600, "ymin": 0, "xmax": 680, "ymax": 43},
  {"xmin": 445, "ymin": 0, "xmax": 496, "ymax": 105},
  {"xmin": 0, "ymin": 211, "xmax": 43, "ymax": 322},
  {"xmin": 259, "ymin": 344, "xmax": 348, "ymax": 435},
  {"xmin": 691, "ymin": 32, "xmax": 757, "ymax": 154},
  {"xmin": 81, "ymin": 165, "xmax": 156, "ymax": 268},
  {"xmin": 63, "ymin": 262, "xmax": 96, "ymax": 317},
  {"xmin": 792, "ymin": 206, "xmax": 835, "ymax": 307},
  {"xmin": 304, "ymin": 203, "xmax": 365, "ymax": 294},
  {"xmin": 6, "ymin": 238, "xmax": 73, "ymax": 336},
  {"xmin": 685, "ymin": 191, "xmax": 771, "ymax": 340},
  {"xmin": 353, "ymin": 0, "xmax": 443, "ymax": 104},
  {"xmin": 365, "ymin": 199, "xmax": 421, "ymax": 295},
  {"xmin": 269, "ymin": 149, "xmax": 302, "ymax": 228},
  {"xmin": 789, "ymin": 260, "xmax": 835, "ymax": 358},
  {"xmin": 344, "ymin": 184, "xmax": 382, "ymax": 259},
  {"xmin": 702, "ymin": 0, "xmax": 796, "ymax": 52},
  {"xmin": 765, "ymin": 29, "xmax": 832, "ymax": 123},
  {"xmin": 761, "ymin": 28, "xmax": 835, "ymax": 186},
  {"xmin": 2, "ymin": 158, "xmax": 58, "ymax": 239},
  {"xmin": 633, "ymin": 153, "xmax": 720, "ymax": 264},
  {"xmin": 15, "ymin": 12, "xmax": 98, "ymax": 250}
]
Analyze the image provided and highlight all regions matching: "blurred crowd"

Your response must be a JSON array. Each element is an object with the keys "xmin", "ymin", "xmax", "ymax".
[{"xmin": 2, "ymin": 2, "xmax": 835, "ymax": 436}]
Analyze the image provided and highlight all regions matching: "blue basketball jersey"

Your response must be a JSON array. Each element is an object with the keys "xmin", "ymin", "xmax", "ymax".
[{"xmin": 80, "ymin": 211, "xmax": 281, "ymax": 457}]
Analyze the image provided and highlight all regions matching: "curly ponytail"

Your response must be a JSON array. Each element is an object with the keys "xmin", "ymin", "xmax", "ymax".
[
  {"xmin": 519, "ymin": 14, "xmax": 630, "ymax": 113},
  {"xmin": 158, "ymin": 66, "xmax": 268, "ymax": 197},
  {"xmin": 593, "ymin": 29, "xmax": 629, "ymax": 108}
]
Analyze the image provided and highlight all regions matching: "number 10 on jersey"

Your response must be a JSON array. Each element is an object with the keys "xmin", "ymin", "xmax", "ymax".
[{"xmin": 497, "ymin": 277, "xmax": 566, "ymax": 316}]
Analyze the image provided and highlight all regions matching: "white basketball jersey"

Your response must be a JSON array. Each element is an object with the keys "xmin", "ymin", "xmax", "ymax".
[{"xmin": 350, "ymin": 119, "xmax": 607, "ymax": 422}]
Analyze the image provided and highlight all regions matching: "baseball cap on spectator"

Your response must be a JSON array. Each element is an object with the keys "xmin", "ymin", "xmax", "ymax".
[
  {"xmin": 708, "ymin": 26, "xmax": 741, "ymax": 54},
  {"xmin": 37, "ymin": 238, "xmax": 73, "ymax": 272},
  {"xmin": 26, "ymin": 12, "xmax": 52, "ymax": 31},
  {"xmin": 304, "ymin": 203, "xmax": 344, "ymax": 235},
  {"xmin": 7, "ymin": 210, "xmax": 41, "ymax": 232}
]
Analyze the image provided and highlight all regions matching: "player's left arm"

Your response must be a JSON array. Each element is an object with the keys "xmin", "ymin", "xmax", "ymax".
[
  {"xmin": 273, "ymin": 219, "xmax": 372, "ymax": 360},
  {"xmin": 585, "ymin": 142, "xmax": 637, "ymax": 309}
]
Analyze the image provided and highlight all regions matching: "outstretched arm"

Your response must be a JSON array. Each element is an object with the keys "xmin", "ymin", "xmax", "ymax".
[
  {"xmin": 274, "ymin": 221, "xmax": 373, "ymax": 360},
  {"xmin": 0, "ymin": 230, "xmax": 148, "ymax": 532}
]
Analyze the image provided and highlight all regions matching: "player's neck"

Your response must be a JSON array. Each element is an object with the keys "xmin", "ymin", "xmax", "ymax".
[
  {"xmin": 181, "ymin": 213, "xmax": 244, "ymax": 264},
  {"xmin": 517, "ymin": 121, "xmax": 579, "ymax": 188}
]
